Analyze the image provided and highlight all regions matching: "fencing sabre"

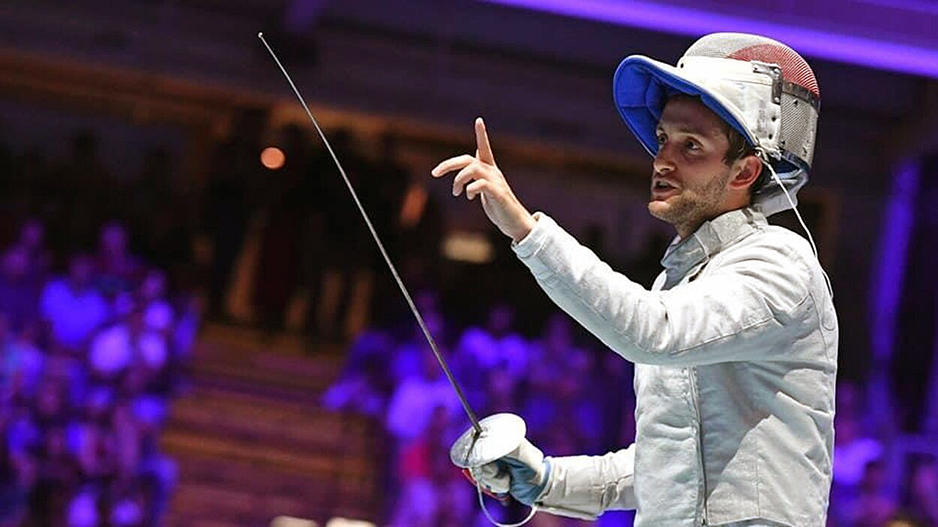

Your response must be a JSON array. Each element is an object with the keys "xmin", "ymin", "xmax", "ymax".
[{"xmin": 257, "ymin": 33, "xmax": 537, "ymax": 527}]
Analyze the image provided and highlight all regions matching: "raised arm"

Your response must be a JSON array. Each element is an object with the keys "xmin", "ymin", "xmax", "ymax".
[{"xmin": 514, "ymin": 213, "xmax": 816, "ymax": 367}]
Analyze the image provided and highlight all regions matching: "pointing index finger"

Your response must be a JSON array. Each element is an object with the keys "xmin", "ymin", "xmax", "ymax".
[{"xmin": 475, "ymin": 117, "xmax": 496, "ymax": 165}]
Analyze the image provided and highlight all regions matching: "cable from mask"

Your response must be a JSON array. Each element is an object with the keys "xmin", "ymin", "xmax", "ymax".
[{"xmin": 758, "ymin": 155, "xmax": 834, "ymax": 299}]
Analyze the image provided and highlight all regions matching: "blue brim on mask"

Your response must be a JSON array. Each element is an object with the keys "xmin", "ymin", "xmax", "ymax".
[{"xmin": 612, "ymin": 55, "xmax": 758, "ymax": 157}]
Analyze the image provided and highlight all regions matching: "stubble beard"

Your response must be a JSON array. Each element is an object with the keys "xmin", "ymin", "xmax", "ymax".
[{"xmin": 647, "ymin": 169, "xmax": 732, "ymax": 236}]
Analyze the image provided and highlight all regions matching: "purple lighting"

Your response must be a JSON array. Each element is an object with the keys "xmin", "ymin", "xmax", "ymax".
[
  {"xmin": 866, "ymin": 158, "xmax": 920, "ymax": 436},
  {"xmin": 481, "ymin": 0, "xmax": 938, "ymax": 79}
]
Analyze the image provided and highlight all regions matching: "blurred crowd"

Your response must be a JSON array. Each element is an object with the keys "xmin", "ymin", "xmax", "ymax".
[
  {"xmin": 0, "ymin": 217, "xmax": 198, "ymax": 527},
  {"xmin": 324, "ymin": 294, "xmax": 639, "ymax": 527},
  {"xmin": 830, "ymin": 383, "xmax": 938, "ymax": 527},
  {"xmin": 0, "ymin": 124, "xmax": 209, "ymax": 526}
]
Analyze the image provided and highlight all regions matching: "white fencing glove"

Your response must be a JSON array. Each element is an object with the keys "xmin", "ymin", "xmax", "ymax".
[{"xmin": 468, "ymin": 438, "xmax": 552, "ymax": 506}]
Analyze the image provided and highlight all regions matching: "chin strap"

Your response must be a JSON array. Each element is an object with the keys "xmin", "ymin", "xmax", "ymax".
[{"xmin": 761, "ymin": 159, "xmax": 834, "ymax": 300}]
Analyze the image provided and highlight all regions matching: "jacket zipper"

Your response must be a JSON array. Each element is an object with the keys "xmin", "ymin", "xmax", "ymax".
[{"xmin": 688, "ymin": 367, "xmax": 708, "ymax": 525}]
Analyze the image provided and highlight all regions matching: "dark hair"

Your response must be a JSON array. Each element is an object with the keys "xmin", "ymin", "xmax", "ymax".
[
  {"xmin": 667, "ymin": 94, "xmax": 768, "ymax": 195},
  {"xmin": 722, "ymin": 125, "xmax": 767, "ymax": 195}
]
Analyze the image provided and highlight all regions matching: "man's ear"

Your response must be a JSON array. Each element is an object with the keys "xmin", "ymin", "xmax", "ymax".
[{"xmin": 728, "ymin": 155, "xmax": 763, "ymax": 191}]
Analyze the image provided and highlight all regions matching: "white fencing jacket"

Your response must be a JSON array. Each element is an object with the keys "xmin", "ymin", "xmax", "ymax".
[{"xmin": 512, "ymin": 207, "xmax": 838, "ymax": 527}]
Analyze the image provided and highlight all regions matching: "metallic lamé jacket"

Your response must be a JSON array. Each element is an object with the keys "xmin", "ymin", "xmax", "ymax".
[{"xmin": 512, "ymin": 207, "xmax": 838, "ymax": 527}]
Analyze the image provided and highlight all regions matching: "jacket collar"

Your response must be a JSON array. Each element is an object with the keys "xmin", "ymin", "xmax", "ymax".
[{"xmin": 660, "ymin": 207, "xmax": 767, "ymax": 278}]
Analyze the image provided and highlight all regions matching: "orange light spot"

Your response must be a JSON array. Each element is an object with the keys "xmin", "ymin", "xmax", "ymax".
[{"xmin": 260, "ymin": 147, "xmax": 286, "ymax": 170}]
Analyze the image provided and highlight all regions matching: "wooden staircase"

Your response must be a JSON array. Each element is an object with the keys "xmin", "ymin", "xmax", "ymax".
[{"xmin": 162, "ymin": 325, "xmax": 386, "ymax": 527}]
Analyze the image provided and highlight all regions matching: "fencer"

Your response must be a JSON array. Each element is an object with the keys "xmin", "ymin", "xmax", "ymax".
[{"xmin": 432, "ymin": 33, "xmax": 838, "ymax": 527}]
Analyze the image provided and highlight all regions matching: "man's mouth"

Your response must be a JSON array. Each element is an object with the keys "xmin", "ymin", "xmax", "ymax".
[{"xmin": 652, "ymin": 179, "xmax": 680, "ymax": 197}]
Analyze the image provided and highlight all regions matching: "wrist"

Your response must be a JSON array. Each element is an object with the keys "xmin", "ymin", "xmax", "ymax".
[{"xmin": 511, "ymin": 212, "xmax": 537, "ymax": 243}]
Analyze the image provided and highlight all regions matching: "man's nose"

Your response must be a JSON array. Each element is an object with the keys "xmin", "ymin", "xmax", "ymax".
[{"xmin": 653, "ymin": 143, "xmax": 675, "ymax": 174}]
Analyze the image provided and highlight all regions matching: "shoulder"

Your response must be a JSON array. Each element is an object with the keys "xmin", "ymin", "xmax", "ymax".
[
  {"xmin": 726, "ymin": 225, "xmax": 837, "ymax": 323},
  {"xmin": 709, "ymin": 225, "xmax": 826, "ymax": 310},
  {"xmin": 721, "ymin": 224, "xmax": 817, "ymax": 276}
]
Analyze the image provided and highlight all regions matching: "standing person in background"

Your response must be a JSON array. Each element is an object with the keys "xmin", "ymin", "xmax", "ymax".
[
  {"xmin": 50, "ymin": 131, "xmax": 112, "ymax": 253},
  {"xmin": 252, "ymin": 124, "xmax": 311, "ymax": 335},
  {"xmin": 433, "ymin": 33, "xmax": 837, "ymax": 526},
  {"xmin": 204, "ymin": 108, "xmax": 267, "ymax": 322},
  {"xmin": 360, "ymin": 132, "xmax": 410, "ymax": 329}
]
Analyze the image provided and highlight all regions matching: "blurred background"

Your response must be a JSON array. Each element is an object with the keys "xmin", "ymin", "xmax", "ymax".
[{"xmin": 0, "ymin": 0, "xmax": 936, "ymax": 526}]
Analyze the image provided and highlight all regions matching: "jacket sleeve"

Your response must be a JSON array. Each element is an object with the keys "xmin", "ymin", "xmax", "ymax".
[
  {"xmin": 512, "ymin": 213, "xmax": 815, "ymax": 367},
  {"xmin": 536, "ymin": 445, "xmax": 637, "ymax": 519}
]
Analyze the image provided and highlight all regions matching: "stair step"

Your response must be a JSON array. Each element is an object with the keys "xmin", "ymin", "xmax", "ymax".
[
  {"xmin": 167, "ymin": 325, "xmax": 383, "ymax": 526},
  {"xmin": 162, "ymin": 429, "xmax": 375, "ymax": 481}
]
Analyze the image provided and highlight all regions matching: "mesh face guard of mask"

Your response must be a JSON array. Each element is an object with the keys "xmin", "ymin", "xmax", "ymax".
[{"xmin": 613, "ymin": 32, "xmax": 821, "ymax": 217}]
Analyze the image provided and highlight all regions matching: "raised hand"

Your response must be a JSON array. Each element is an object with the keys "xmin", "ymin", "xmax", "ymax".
[{"xmin": 431, "ymin": 117, "xmax": 536, "ymax": 242}]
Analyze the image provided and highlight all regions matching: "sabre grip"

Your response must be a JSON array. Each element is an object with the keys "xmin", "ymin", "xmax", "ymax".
[{"xmin": 463, "ymin": 466, "xmax": 511, "ymax": 502}]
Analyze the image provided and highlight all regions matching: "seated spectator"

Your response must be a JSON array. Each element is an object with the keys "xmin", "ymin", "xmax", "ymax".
[
  {"xmin": 522, "ymin": 352, "xmax": 602, "ymax": 457},
  {"xmin": 904, "ymin": 456, "xmax": 938, "ymax": 527},
  {"xmin": 453, "ymin": 304, "xmax": 529, "ymax": 411},
  {"xmin": 526, "ymin": 313, "xmax": 588, "ymax": 395},
  {"xmin": 11, "ymin": 218, "xmax": 52, "ymax": 283},
  {"xmin": 138, "ymin": 270, "xmax": 174, "ymax": 335},
  {"xmin": 322, "ymin": 328, "xmax": 395, "ymax": 418},
  {"xmin": 2, "ymin": 318, "xmax": 46, "ymax": 403},
  {"xmin": 0, "ymin": 412, "xmax": 35, "ymax": 527},
  {"xmin": 389, "ymin": 405, "xmax": 471, "ymax": 527},
  {"xmin": 386, "ymin": 343, "xmax": 461, "ymax": 445},
  {"xmin": 39, "ymin": 254, "xmax": 109, "ymax": 353},
  {"xmin": 67, "ymin": 393, "xmax": 119, "ymax": 527},
  {"xmin": 0, "ymin": 248, "xmax": 42, "ymax": 331},
  {"xmin": 831, "ymin": 381, "xmax": 885, "ymax": 525},
  {"xmin": 391, "ymin": 313, "xmax": 446, "ymax": 387},
  {"xmin": 94, "ymin": 221, "xmax": 144, "ymax": 298},
  {"xmin": 456, "ymin": 303, "xmax": 529, "ymax": 380},
  {"xmin": 30, "ymin": 376, "xmax": 81, "ymax": 527},
  {"xmin": 481, "ymin": 364, "xmax": 518, "ymax": 417},
  {"xmin": 847, "ymin": 460, "xmax": 897, "ymax": 527},
  {"xmin": 89, "ymin": 307, "xmax": 167, "ymax": 389},
  {"xmin": 109, "ymin": 477, "xmax": 147, "ymax": 527},
  {"xmin": 130, "ymin": 395, "xmax": 176, "ymax": 527},
  {"xmin": 66, "ymin": 488, "xmax": 98, "ymax": 527}
]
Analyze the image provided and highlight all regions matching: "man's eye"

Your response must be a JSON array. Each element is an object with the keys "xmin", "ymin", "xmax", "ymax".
[
  {"xmin": 685, "ymin": 140, "xmax": 701, "ymax": 151},
  {"xmin": 656, "ymin": 134, "xmax": 667, "ymax": 145}
]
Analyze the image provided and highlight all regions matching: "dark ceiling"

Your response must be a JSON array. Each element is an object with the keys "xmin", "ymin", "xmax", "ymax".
[{"xmin": 0, "ymin": 0, "xmax": 934, "ymax": 193}]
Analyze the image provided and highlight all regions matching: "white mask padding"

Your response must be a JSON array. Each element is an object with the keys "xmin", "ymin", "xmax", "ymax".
[
  {"xmin": 762, "ymin": 160, "xmax": 834, "ymax": 299},
  {"xmin": 473, "ymin": 477, "xmax": 538, "ymax": 527}
]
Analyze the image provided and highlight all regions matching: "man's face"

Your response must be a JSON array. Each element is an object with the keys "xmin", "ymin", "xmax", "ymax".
[{"xmin": 648, "ymin": 96, "xmax": 737, "ymax": 235}]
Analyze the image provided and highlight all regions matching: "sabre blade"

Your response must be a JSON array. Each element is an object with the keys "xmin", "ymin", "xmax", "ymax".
[{"xmin": 257, "ymin": 32, "xmax": 482, "ymax": 435}]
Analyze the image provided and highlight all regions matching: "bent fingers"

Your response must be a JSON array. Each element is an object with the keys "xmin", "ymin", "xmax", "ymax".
[
  {"xmin": 465, "ymin": 179, "xmax": 489, "ymax": 200},
  {"xmin": 431, "ymin": 154, "xmax": 475, "ymax": 178}
]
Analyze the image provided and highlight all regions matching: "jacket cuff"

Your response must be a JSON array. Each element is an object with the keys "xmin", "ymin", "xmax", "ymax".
[
  {"xmin": 534, "ymin": 447, "xmax": 637, "ymax": 520},
  {"xmin": 511, "ymin": 212, "xmax": 565, "ymax": 280},
  {"xmin": 535, "ymin": 455, "xmax": 603, "ymax": 520}
]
